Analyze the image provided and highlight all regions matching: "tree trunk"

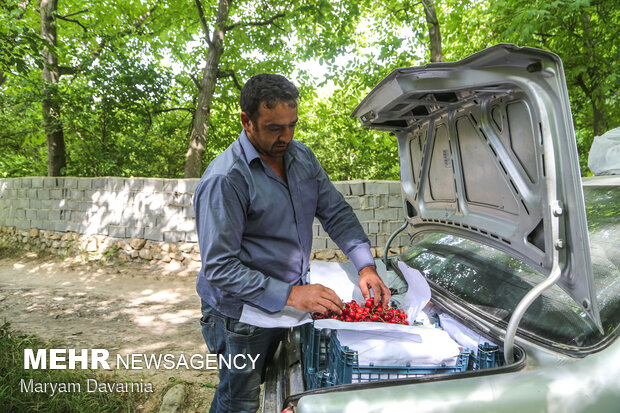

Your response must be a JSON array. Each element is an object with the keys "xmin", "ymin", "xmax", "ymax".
[
  {"xmin": 40, "ymin": 0, "xmax": 66, "ymax": 176},
  {"xmin": 184, "ymin": 0, "xmax": 232, "ymax": 178},
  {"xmin": 421, "ymin": 0, "xmax": 443, "ymax": 63}
]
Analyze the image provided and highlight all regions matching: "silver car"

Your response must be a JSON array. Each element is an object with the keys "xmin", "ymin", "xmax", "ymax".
[{"xmin": 263, "ymin": 44, "xmax": 620, "ymax": 413}]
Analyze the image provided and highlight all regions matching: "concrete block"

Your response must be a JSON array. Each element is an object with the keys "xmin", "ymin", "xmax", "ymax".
[
  {"xmin": 36, "ymin": 210, "xmax": 49, "ymax": 220},
  {"xmin": 30, "ymin": 220, "xmax": 44, "ymax": 230},
  {"xmin": 313, "ymin": 223, "xmax": 321, "ymax": 236},
  {"xmin": 67, "ymin": 189, "xmax": 84, "ymax": 201},
  {"xmin": 27, "ymin": 189, "xmax": 38, "ymax": 199},
  {"xmin": 31, "ymin": 177, "xmax": 43, "ymax": 188},
  {"xmin": 326, "ymin": 239, "xmax": 339, "ymax": 250},
  {"xmin": 125, "ymin": 226, "xmax": 144, "ymax": 238},
  {"xmin": 332, "ymin": 181, "xmax": 350, "ymax": 196},
  {"xmin": 43, "ymin": 177, "xmax": 59, "ymax": 188},
  {"xmin": 387, "ymin": 195, "xmax": 402, "ymax": 208},
  {"xmin": 108, "ymin": 225, "xmax": 126, "ymax": 238},
  {"xmin": 39, "ymin": 220, "xmax": 54, "ymax": 231},
  {"xmin": 77, "ymin": 179, "xmax": 92, "ymax": 189},
  {"xmin": 349, "ymin": 181, "xmax": 365, "ymax": 196},
  {"xmin": 354, "ymin": 209, "xmax": 374, "ymax": 222},
  {"xmin": 26, "ymin": 209, "xmax": 37, "ymax": 220},
  {"xmin": 186, "ymin": 231, "xmax": 198, "ymax": 242},
  {"xmin": 163, "ymin": 231, "xmax": 186, "ymax": 243},
  {"xmin": 312, "ymin": 237, "xmax": 327, "ymax": 250},
  {"xmin": 124, "ymin": 179, "xmax": 144, "ymax": 190},
  {"xmin": 20, "ymin": 178, "xmax": 32, "ymax": 188},
  {"xmin": 37, "ymin": 189, "xmax": 50, "ymax": 199},
  {"xmin": 29, "ymin": 199, "xmax": 43, "ymax": 209},
  {"xmin": 168, "ymin": 193, "xmax": 193, "ymax": 207},
  {"xmin": 71, "ymin": 211, "xmax": 86, "ymax": 222},
  {"xmin": 389, "ymin": 182, "xmax": 402, "ymax": 195},
  {"xmin": 54, "ymin": 221, "xmax": 70, "ymax": 232},
  {"xmin": 367, "ymin": 221, "xmax": 381, "ymax": 234},
  {"xmin": 144, "ymin": 228, "xmax": 164, "ymax": 242},
  {"xmin": 18, "ymin": 199, "xmax": 29, "ymax": 209},
  {"xmin": 142, "ymin": 178, "xmax": 164, "ymax": 192},
  {"xmin": 169, "ymin": 179, "xmax": 200, "ymax": 194},
  {"xmin": 374, "ymin": 208, "xmax": 399, "ymax": 221},
  {"xmin": 105, "ymin": 178, "xmax": 125, "ymax": 191},
  {"xmin": 366, "ymin": 234, "xmax": 377, "ymax": 247},
  {"xmin": 92, "ymin": 178, "xmax": 106, "ymax": 189},
  {"xmin": 18, "ymin": 189, "xmax": 28, "ymax": 198},
  {"xmin": 50, "ymin": 189, "xmax": 62, "ymax": 199},
  {"xmin": 64, "ymin": 222, "xmax": 81, "ymax": 232},
  {"xmin": 49, "ymin": 210, "xmax": 60, "ymax": 220},
  {"xmin": 365, "ymin": 181, "xmax": 390, "ymax": 195},
  {"xmin": 64, "ymin": 177, "xmax": 78, "ymax": 189},
  {"xmin": 14, "ymin": 219, "xmax": 30, "ymax": 229},
  {"xmin": 78, "ymin": 201, "xmax": 92, "ymax": 212}
]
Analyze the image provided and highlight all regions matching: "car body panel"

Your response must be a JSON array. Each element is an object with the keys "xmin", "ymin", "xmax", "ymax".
[
  {"xmin": 351, "ymin": 43, "xmax": 601, "ymax": 329},
  {"xmin": 295, "ymin": 334, "xmax": 620, "ymax": 413}
]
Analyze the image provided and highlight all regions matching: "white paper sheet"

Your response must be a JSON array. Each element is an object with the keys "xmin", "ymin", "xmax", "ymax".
[{"xmin": 239, "ymin": 259, "xmax": 432, "ymax": 329}]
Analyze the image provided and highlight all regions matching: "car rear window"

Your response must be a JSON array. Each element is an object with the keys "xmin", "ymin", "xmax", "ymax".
[{"xmin": 401, "ymin": 185, "xmax": 620, "ymax": 349}]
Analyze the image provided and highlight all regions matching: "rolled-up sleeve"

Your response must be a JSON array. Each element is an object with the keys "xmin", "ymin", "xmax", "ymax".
[
  {"xmin": 194, "ymin": 174, "xmax": 291, "ymax": 313},
  {"xmin": 312, "ymin": 159, "xmax": 375, "ymax": 273}
]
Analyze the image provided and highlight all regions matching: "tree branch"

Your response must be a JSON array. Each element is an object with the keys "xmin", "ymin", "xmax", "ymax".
[
  {"xmin": 55, "ymin": 14, "xmax": 87, "ymax": 32},
  {"xmin": 58, "ymin": 8, "xmax": 89, "ymax": 19},
  {"xmin": 153, "ymin": 107, "xmax": 195, "ymax": 114},
  {"xmin": 224, "ymin": 12, "xmax": 285, "ymax": 31},
  {"xmin": 217, "ymin": 69, "xmax": 242, "ymax": 90},
  {"xmin": 194, "ymin": 0, "xmax": 213, "ymax": 47}
]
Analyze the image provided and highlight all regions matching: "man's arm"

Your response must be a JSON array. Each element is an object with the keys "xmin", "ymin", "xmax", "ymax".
[
  {"xmin": 312, "ymin": 156, "xmax": 391, "ymax": 306},
  {"xmin": 194, "ymin": 174, "xmax": 291, "ymax": 313}
]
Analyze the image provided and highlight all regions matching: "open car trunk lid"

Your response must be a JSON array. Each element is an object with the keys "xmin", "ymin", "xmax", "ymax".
[{"xmin": 351, "ymin": 43, "xmax": 601, "ymax": 330}]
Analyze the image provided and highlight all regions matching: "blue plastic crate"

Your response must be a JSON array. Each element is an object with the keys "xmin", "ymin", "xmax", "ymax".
[
  {"xmin": 300, "ymin": 322, "xmax": 330, "ymax": 371},
  {"xmin": 472, "ymin": 342, "xmax": 504, "ymax": 370},
  {"xmin": 300, "ymin": 322, "xmax": 331, "ymax": 389},
  {"xmin": 304, "ymin": 368, "xmax": 334, "ymax": 390},
  {"xmin": 327, "ymin": 330, "xmax": 471, "ymax": 385}
]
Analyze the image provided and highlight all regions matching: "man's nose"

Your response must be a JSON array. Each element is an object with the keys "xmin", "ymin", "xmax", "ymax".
[{"xmin": 280, "ymin": 126, "xmax": 294, "ymax": 142}]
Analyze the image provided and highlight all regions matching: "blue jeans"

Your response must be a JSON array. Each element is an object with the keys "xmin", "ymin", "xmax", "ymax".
[{"xmin": 200, "ymin": 300, "xmax": 286, "ymax": 413}]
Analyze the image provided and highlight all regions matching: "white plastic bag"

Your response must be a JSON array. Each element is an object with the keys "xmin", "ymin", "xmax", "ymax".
[{"xmin": 588, "ymin": 127, "xmax": 620, "ymax": 175}]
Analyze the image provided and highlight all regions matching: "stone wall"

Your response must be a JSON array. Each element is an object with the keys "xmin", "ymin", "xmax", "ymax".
[{"xmin": 0, "ymin": 177, "xmax": 410, "ymax": 265}]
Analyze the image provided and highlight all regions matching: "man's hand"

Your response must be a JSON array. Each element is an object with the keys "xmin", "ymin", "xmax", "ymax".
[
  {"xmin": 359, "ymin": 266, "xmax": 391, "ymax": 307},
  {"xmin": 286, "ymin": 284, "xmax": 343, "ymax": 315}
]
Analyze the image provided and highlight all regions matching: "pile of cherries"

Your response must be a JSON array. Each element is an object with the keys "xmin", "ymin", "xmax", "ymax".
[{"xmin": 312, "ymin": 297, "xmax": 409, "ymax": 324}]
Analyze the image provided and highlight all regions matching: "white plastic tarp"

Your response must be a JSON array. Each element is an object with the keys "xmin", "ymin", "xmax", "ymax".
[{"xmin": 588, "ymin": 127, "xmax": 620, "ymax": 175}]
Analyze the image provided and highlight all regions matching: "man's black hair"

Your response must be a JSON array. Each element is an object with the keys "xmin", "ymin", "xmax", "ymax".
[{"xmin": 240, "ymin": 74, "xmax": 299, "ymax": 121}]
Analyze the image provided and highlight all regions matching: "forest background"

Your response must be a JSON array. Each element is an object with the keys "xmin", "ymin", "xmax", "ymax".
[{"xmin": 1, "ymin": 0, "xmax": 618, "ymax": 180}]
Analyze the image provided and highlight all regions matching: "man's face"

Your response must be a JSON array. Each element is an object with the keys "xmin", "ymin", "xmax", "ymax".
[{"xmin": 241, "ymin": 101, "xmax": 298, "ymax": 160}]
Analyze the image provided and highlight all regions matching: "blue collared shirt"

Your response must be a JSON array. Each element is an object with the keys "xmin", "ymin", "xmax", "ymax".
[{"xmin": 194, "ymin": 130, "xmax": 375, "ymax": 319}]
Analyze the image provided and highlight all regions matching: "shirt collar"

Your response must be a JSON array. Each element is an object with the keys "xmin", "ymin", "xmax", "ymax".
[
  {"xmin": 239, "ymin": 129, "xmax": 298, "ymax": 167},
  {"xmin": 239, "ymin": 130, "xmax": 261, "ymax": 164}
]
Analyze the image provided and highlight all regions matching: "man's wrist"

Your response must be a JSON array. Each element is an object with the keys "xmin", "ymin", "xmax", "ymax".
[{"xmin": 359, "ymin": 265, "xmax": 377, "ymax": 276}]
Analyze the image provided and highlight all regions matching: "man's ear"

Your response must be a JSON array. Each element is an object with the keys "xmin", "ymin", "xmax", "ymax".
[{"xmin": 240, "ymin": 112, "xmax": 253, "ymax": 131}]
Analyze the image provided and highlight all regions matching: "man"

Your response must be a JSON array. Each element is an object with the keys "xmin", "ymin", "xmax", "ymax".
[{"xmin": 194, "ymin": 73, "xmax": 390, "ymax": 412}]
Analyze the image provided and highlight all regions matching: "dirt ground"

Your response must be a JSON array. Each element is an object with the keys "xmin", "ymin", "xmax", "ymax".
[{"xmin": 0, "ymin": 251, "xmax": 219, "ymax": 412}]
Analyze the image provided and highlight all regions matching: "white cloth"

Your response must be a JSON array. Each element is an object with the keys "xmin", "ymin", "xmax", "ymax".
[
  {"xmin": 335, "ymin": 326, "xmax": 461, "ymax": 367},
  {"xmin": 438, "ymin": 312, "xmax": 496, "ymax": 355}
]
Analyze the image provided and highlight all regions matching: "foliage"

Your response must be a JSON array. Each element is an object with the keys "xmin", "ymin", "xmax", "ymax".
[
  {"xmin": 0, "ymin": 0, "xmax": 616, "ymax": 178},
  {"xmin": 0, "ymin": 322, "xmax": 142, "ymax": 412},
  {"xmin": 440, "ymin": 0, "xmax": 619, "ymax": 175}
]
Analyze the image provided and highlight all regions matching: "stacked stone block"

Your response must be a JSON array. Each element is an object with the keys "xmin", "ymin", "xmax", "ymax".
[{"xmin": 0, "ymin": 177, "xmax": 410, "ymax": 264}]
